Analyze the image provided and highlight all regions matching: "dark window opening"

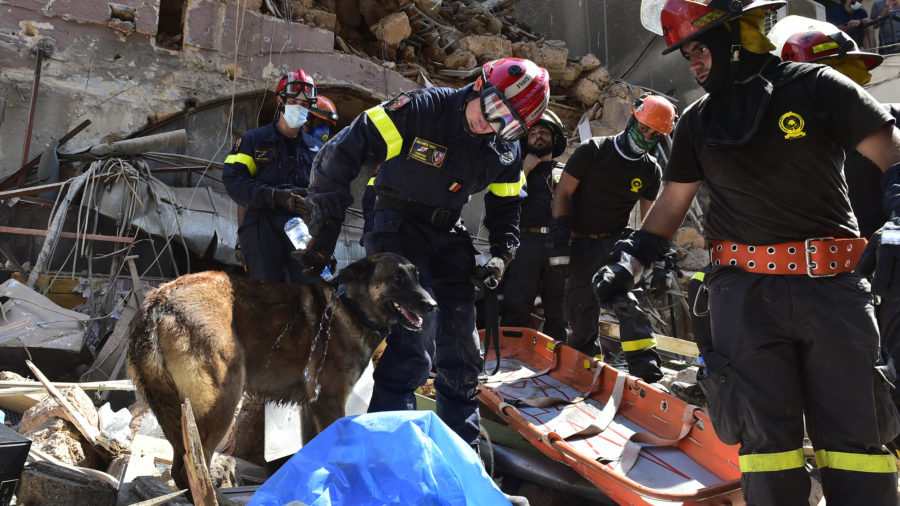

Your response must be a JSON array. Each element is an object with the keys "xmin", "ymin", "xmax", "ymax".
[{"xmin": 156, "ymin": 0, "xmax": 185, "ymax": 51}]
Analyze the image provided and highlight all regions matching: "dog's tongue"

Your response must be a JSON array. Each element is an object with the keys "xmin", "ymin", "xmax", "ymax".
[{"xmin": 400, "ymin": 305, "xmax": 422, "ymax": 327}]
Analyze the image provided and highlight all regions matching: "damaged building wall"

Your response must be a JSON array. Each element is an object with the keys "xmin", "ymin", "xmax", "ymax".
[{"xmin": 0, "ymin": 0, "xmax": 419, "ymax": 179}]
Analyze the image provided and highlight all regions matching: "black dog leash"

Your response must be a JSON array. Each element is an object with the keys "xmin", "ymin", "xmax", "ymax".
[{"xmin": 483, "ymin": 285, "xmax": 501, "ymax": 375}]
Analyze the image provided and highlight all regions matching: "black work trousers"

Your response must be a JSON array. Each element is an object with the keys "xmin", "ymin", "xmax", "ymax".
[
  {"xmin": 701, "ymin": 268, "xmax": 899, "ymax": 505},
  {"xmin": 501, "ymin": 232, "xmax": 568, "ymax": 341},
  {"xmin": 564, "ymin": 236, "xmax": 619, "ymax": 354}
]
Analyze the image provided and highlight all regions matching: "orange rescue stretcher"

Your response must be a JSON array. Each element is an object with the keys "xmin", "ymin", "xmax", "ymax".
[{"xmin": 477, "ymin": 327, "xmax": 744, "ymax": 505}]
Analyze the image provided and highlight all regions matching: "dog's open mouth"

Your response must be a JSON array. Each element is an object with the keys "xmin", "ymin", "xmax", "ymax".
[{"xmin": 392, "ymin": 301, "xmax": 424, "ymax": 330}]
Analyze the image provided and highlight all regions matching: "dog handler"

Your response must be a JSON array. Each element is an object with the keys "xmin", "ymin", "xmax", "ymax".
[
  {"xmin": 594, "ymin": 0, "xmax": 900, "ymax": 503},
  {"xmin": 299, "ymin": 58, "xmax": 550, "ymax": 446},
  {"xmin": 223, "ymin": 69, "xmax": 321, "ymax": 282}
]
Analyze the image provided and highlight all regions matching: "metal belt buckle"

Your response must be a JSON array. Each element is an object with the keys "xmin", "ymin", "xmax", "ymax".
[{"xmin": 805, "ymin": 237, "xmax": 835, "ymax": 278}]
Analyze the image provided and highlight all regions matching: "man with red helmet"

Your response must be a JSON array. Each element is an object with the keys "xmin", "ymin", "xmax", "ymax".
[
  {"xmin": 595, "ymin": 1, "xmax": 900, "ymax": 502},
  {"xmin": 500, "ymin": 110, "xmax": 569, "ymax": 342},
  {"xmin": 551, "ymin": 93, "xmax": 675, "ymax": 383},
  {"xmin": 776, "ymin": 18, "xmax": 900, "ymax": 462},
  {"xmin": 298, "ymin": 58, "xmax": 550, "ymax": 448},
  {"xmin": 223, "ymin": 68, "xmax": 323, "ymax": 282}
]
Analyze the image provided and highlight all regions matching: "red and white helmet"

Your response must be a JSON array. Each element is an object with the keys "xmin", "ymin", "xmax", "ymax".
[
  {"xmin": 275, "ymin": 68, "xmax": 317, "ymax": 101},
  {"xmin": 781, "ymin": 29, "xmax": 882, "ymax": 70},
  {"xmin": 660, "ymin": 0, "xmax": 785, "ymax": 54},
  {"xmin": 475, "ymin": 58, "xmax": 550, "ymax": 141}
]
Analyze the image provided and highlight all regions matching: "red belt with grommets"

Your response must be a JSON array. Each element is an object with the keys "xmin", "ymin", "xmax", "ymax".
[{"xmin": 710, "ymin": 237, "xmax": 867, "ymax": 277}]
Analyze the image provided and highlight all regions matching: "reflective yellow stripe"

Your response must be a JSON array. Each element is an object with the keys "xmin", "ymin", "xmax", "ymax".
[
  {"xmin": 739, "ymin": 449, "xmax": 805, "ymax": 472},
  {"xmin": 815, "ymin": 449, "xmax": 897, "ymax": 473},
  {"xmin": 812, "ymin": 41, "xmax": 839, "ymax": 55},
  {"xmin": 621, "ymin": 338, "xmax": 657, "ymax": 352},
  {"xmin": 488, "ymin": 171, "xmax": 525, "ymax": 197},
  {"xmin": 224, "ymin": 153, "xmax": 258, "ymax": 177},
  {"xmin": 691, "ymin": 271, "xmax": 705, "ymax": 282},
  {"xmin": 365, "ymin": 106, "xmax": 403, "ymax": 161},
  {"xmin": 367, "ymin": 177, "xmax": 375, "ymax": 186}
]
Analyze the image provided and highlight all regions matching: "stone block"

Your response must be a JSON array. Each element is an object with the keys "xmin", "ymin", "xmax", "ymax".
[
  {"xmin": 599, "ymin": 96, "xmax": 632, "ymax": 132},
  {"xmin": 533, "ymin": 40, "xmax": 568, "ymax": 71},
  {"xmin": 17, "ymin": 461, "xmax": 117, "ymax": 506},
  {"xmin": 580, "ymin": 53, "xmax": 601, "ymax": 71},
  {"xmin": 23, "ymin": 418, "xmax": 99, "ymax": 468},
  {"xmin": 20, "ymin": 386, "xmax": 98, "ymax": 434},
  {"xmin": 444, "ymin": 50, "xmax": 477, "ymax": 70},
  {"xmin": 455, "ymin": 34, "xmax": 511, "ymax": 61},
  {"xmin": 583, "ymin": 65, "xmax": 610, "ymax": 86},
  {"xmin": 370, "ymin": 12, "xmax": 411, "ymax": 47},
  {"xmin": 571, "ymin": 78, "xmax": 600, "ymax": 107},
  {"xmin": 512, "ymin": 41, "xmax": 536, "ymax": 60}
]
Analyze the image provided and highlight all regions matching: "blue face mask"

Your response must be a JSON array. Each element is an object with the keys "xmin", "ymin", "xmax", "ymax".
[
  {"xmin": 283, "ymin": 104, "xmax": 309, "ymax": 128},
  {"xmin": 311, "ymin": 124, "xmax": 331, "ymax": 142}
]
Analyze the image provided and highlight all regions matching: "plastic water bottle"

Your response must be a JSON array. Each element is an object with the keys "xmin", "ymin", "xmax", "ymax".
[{"xmin": 284, "ymin": 217, "xmax": 311, "ymax": 250}]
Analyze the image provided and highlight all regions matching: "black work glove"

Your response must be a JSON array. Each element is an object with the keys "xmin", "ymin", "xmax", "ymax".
[
  {"xmin": 856, "ymin": 218, "xmax": 900, "ymax": 298},
  {"xmin": 592, "ymin": 230, "xmax": 670, "ymax": 305},
  {"xmin": 292, "ymin": 220, "xmax": 341, "ymax": 277},
  {"xmin": 272, "ymin": 188, "xmax": 309, "ymax": 217},
  {"xmin": 648, "ymin": 248, "xmax": 678, "ymax": 299},
  {"xmin": 473, "ymin": 256, "xmax": 509, "ymax": 290},
  {"xmin": 549, "ymin": 216, "xmax": 571, "ymax": 249}
]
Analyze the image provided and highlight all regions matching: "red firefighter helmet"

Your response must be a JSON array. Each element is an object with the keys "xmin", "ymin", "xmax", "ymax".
[
  {"xmin": 660, "ymin": 0, "xmax": 785, "ymax": 54},
  {"xmin": 311, "ymin": 95, "xmax": 338, "ymax": 126},
  {"xmin": 632, "ymin": 94, "xmax": 677, "ymax": 135},
  {"xmin": 475, "ymin": 58, "xmax": 550, "ymax": 141},
  {"xmin": 781, "ymin": 29, "xmax": 883, "ymax": 70},
  {"xmin": 275, "ymin": 68, "xmax": 317, "ymax": 101}
]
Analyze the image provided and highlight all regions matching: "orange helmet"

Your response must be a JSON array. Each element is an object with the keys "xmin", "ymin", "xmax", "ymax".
[
  {"xmin": 781, "ymin": 29, "xmax": 882, "ymax": 71},
  {"xmin": 311, "ymin": 96, "xmax": 338, "ymax": 126},
  {"xmin": 660, "ymin": 0, "xmax": 785, "ymax": 54},
  {"xmin": 632, "ymin": 94, "xmax": 677, "ymax": 135},
  {"xmin": 475, "ymin": 58, "xmax": 550, "ymax": 141},
  {"xmin": 275, "ymin": 68, "xmax": 317, "ymax": 101}
]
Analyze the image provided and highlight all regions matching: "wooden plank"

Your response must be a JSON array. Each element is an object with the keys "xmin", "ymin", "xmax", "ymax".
[
  {"xmin": 25, "ymin": 360, "xmax": 100, "ymax": 445},
  {"xmin": 596, "ymin": 320, "xmax": 700, "ymax": 358},
  {"xmin": 0, "ymin": 378, "xmax": 134, "ymax": 392},
  {"xmin": 0, "ymin": 226, "xmax": 134, "ymax": 244},
  {"xmin": 181, "ymin": 398, "xmax": 218, "ymax": 506}
]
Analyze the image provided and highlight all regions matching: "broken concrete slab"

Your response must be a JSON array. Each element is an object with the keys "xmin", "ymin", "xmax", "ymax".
[
  {"xmin": 20, "ymin": 385, "xmax": 99, "ymax": 434},
  {"xmin": 370, "ymin": 12, "xmax": 412, "ymax": 47},
  {"xmin": 17, "ymin": 461, "xmax": 117, "ymax": 506}
]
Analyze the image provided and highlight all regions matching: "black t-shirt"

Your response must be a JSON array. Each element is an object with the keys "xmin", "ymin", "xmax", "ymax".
[
  {"xmin": 564, "ymin": 137, "xmax": 662, "ymax": 234},
  {"xmin": 665, "ymin": 62, "xmax": 894, "ymax": 244},
  {"xmin": 845, "ymin": 104, "xmax": 900, "ymax": 237},
  {"xmin": 520, "ymin": 160, "xmax": 562, "ymax": 229}
]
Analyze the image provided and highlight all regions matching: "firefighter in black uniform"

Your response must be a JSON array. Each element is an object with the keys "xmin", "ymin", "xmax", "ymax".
[
  {"xmin": 551, "ymin": 94, "xmax": 675, "ymax": 372},
  {"xmin": 298, "ymin": 58, "xmax": 550, "ymax": 445},
  {"xmin": 223, "ymin": 68, "xmax": 320, "ymax": 282},
  {"xmin": 778, "ymin": 22, "xmax": 900, "ymax": 459},
  {"xmin": 500, "ymin": 110, "xmax": 569, "ymax": 342},
  {"xmin": 595, "ymin": 1, "xmax": 900, "ymax": 503}
]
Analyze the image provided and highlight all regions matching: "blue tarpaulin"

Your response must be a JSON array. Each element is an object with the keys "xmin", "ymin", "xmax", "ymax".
[{"xmin": 247, "ymin": 411, "xmax": 511, "ymax": 506}]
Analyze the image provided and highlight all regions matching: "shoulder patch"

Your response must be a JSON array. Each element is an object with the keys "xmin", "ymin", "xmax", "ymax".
[
  {"xmin": 384, "ymin": 93, "xmax": 412, "ymax": 111},
  {"xmin": 499, "ymin": 149, "xmax": 516, "ymax": 166},
  {"xmin": 232, "ymin": 137, "xmax": 242, "ymax": 153}
]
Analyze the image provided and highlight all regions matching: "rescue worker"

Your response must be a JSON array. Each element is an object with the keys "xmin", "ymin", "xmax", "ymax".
[
  {"xmin": 594, "ymin": 1, "xmax": 900, "ymax": 503},
  {"xmin": 223, "ymin": 68, "xmax": 321, "ymax": 282},
  {"xmin": 778, "ymin": 21, "xmax": 900, "ymax": 460},
  {"xmin": 307, "ymin": 95, "xmax": 338, "ymax": 148},
  {"xmin": 297, "ymin": 58, "xmax": 550, "ymax": 446},
  {"xmin": 500, "ymin": 110, "xmax": 569, "ymax": 342},
  {"xmin": 551, "ymin": 94, "xmax": 675, "ymax": 372}
]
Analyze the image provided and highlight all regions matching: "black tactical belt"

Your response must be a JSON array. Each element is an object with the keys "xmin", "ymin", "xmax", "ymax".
[
  {"xmin": 520, "ymin": 226, "xmax": 550, "ymax": 234},
  {"xmin": 375, "ymin": 194, "xmax": 461, "ymax": 230}
]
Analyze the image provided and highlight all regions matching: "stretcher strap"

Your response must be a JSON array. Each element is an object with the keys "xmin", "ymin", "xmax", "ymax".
[
  {"xmin": 628, "ymin": 402, "xmax": 700, "ymax": 447},
  {"xmin": 502, "ymin": 363, "xmax": 607, "ymax": 408},
  {"xmin": 551, "ymin": 371, "xmax": 626, "ymax": 440}
]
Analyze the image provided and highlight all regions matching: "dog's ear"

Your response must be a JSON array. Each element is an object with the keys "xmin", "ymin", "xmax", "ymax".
[{"xmin": 335, "ymin": 256, "xmax": 376, "ymax": 285}]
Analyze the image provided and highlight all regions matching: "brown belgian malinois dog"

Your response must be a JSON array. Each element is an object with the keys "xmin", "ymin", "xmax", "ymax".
[{"xmin": 126, "ymin": 252, "xmax": 436, "ymax": 493}]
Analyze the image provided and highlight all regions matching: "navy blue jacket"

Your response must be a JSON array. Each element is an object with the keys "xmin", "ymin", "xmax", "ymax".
[
  {"xmin": 307, "ymin": 84, "xmax": 525, "ymax": 256},
  {"xmin": 222, "ymin": 120, "xmax": 319, "ymax": 210}
]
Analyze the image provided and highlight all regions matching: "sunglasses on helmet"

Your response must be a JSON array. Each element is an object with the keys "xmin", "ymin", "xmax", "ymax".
[
  {"xmin": 281, "ymin": 81, "xmax": 317, "ymax": 100},
  {"xmin": 480, "ymin": 85, "xmax": 527, "ymax": 142}
]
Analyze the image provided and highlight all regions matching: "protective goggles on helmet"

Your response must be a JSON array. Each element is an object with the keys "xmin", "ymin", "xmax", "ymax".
[
  {"xmin": 480, "ymin": 85, "xmax": 527, "ymax": 142},
  {"xmin": 279, "ymin": 81, "xmax": 317, "ymax": 100}
]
